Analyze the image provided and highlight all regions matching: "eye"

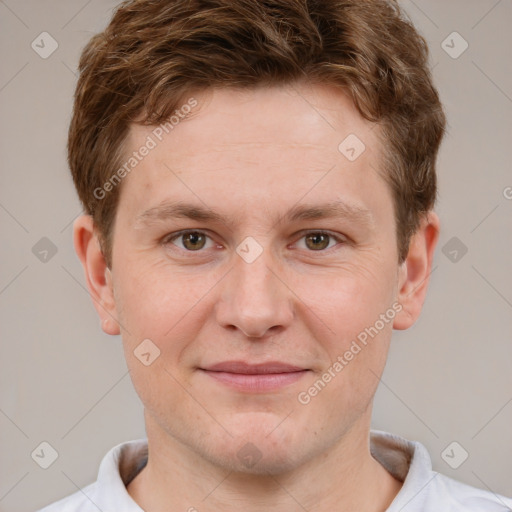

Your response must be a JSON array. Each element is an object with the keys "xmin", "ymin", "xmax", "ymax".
[
  {"xmin": 162, "ymin": 230, "xmax": 346, "ymax": 254},
  {"xmin": 295, "ymin": 231, "xmax": 345, "ymax": 251},
  {"xmin": 164, "ymin": 230, "xmax": 216, "ymax": 251}
]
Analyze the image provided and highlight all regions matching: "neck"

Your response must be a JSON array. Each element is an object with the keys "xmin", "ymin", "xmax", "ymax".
[{"xmin": 127, "ymin": 413, "xmax": 402, "ymax": 512}]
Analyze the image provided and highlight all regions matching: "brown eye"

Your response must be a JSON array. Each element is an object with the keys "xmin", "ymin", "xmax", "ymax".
[
  {"xmin": 180, "ymin": 231, "xmax": 207, "ymax": 250},
  {"xmin": 304, "ymin": 232, "xmax": 331, "ymax": 251},
  {"xmin": 166, "ymin": 231, "xmax": 211, "ymax": 251}
]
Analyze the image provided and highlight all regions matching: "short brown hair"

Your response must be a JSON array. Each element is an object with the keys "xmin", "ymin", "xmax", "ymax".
[{"xmin": 68, "ymin": 0, "xmax": 446, "ymax": 268}]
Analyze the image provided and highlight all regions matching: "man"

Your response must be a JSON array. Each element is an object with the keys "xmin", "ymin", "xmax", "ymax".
[{"xmin": 38, "ymin": 0, "xmax": 512, "ymax": 510}]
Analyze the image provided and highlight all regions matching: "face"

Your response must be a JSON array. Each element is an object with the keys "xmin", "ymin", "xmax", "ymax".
[{"xmin": 100, "ymin": 83, "xmax": 407, "ymax": 474}]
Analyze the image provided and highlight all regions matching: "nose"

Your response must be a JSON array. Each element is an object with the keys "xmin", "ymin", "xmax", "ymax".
[{"xmin": 215, "ymin": 243, "xmax": 294, "ymax": 339}]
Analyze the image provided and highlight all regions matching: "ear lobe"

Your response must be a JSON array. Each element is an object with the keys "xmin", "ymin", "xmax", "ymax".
[
  {"xmin": 393, "ymin": 211, "xmax": 440, "ymax": 331},
  {"xmin": 73, "ymin": 215, "xmax": 120, "ymax": 336}
]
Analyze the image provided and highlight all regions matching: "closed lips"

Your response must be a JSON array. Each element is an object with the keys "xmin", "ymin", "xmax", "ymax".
[{"xmin": 202, "ymin": 361, "xmax": 307, "ymax": 374}]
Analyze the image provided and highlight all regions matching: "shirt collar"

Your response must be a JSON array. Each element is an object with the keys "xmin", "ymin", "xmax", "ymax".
[
  {"xmin": 93, "ymin": 430, "xmax": 432, "ymax": 511},
  {"xmin": 95, "ymin": 438, "xmax": 147, "ymax": 510},
  {"xmin": 370, "ymin": 429, "xmax": 437, "ymax": 511}
]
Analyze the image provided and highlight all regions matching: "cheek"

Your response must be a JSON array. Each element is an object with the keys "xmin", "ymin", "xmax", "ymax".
[
  {"xmin": 295, "ymin": 262, "xmax": 396, "ymax": 395},
  {"xmin": 114, "ymin": 261, "xmax": 204, "ymax": 337},
  {"xmin": 124, "ymin": 353, "xmax": 203, "ymax": 439},
  {"xmin": 301, "ymin": 325, "xmax": 392, "ymax": 426},
  {"xmin": 113, "ymin": 262, "xmax": 222, "ymax": 402},
  {"xmin": 114, "ymin": 268, "xmax": 203, "ymax": 417},
  {"xmin": 301, "ymin": 264, "xmax": 396, "ymax": 337}
]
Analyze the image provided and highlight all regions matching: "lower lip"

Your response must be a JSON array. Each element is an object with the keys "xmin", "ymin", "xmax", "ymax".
[{"xmin": 201, "ymin": 370, "xmax": 309, "ymax": 392}]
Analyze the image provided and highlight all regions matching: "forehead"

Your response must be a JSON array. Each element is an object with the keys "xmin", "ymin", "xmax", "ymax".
[
  {"xmin": 116, "ymin": 83, "xmax": 389, "ymax": 225},
  {"xmin": 139, "ymin": 83, "xmax": 376, "ymax": 149}
]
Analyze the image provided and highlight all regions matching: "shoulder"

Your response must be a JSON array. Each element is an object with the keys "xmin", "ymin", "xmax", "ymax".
[
  {"xmin": 429, "ymin": 471, "xmax": 512, "ymax": 512},
  {"xmin": 35, "ymin": 482, "xmax": 99, "ymax": 512},
  {"xmin": 34, "ymin": 438, "xmax": 147, "ymax": 512},
  {"xmin": 369, "ymin": 430, "xmax": 512, "ymax": 512}
]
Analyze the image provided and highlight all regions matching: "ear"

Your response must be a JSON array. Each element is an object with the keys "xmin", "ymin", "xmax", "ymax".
[
  {"xmin": 393, "ymin": 211, "xmax": 440, "ymax": 330},
  {"xmin": 73, "ymin": 215, "xmax": 120, "ymax": 335}
]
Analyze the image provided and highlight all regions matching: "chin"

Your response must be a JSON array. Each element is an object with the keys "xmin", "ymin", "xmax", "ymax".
[
  {"xmin": 210, "ymin": 443, "xmax": 304, "ymax": 476},
  {"xmin": 204, "ymin": 416, "xmax": 309, "ymax": 475}
]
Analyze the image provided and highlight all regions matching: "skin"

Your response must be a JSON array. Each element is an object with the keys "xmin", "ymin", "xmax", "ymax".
[{"xmin": 74, "ymin": 82, "xmax": 439, "ymax": 512}]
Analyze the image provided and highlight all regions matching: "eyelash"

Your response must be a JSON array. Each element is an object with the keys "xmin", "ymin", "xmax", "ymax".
[{"xmin": 161, "ymin": 229, "xmax": 348, "ymax": 254}]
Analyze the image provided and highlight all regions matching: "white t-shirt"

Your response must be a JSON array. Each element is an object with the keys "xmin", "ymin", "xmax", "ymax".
[{"xmin": 36, "ymin": 430, "xmax": 512, "ymax": 511}]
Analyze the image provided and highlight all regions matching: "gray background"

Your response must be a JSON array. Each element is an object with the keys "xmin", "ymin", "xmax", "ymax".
[{"xmin": 1, "ymin": 1, "xmax": 511, "ymax": 510}]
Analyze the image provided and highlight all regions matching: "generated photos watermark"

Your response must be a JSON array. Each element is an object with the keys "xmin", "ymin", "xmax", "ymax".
[
  {"xmin": 297, "ymin": 302, "xmax": 403, "ymax": 405},
  {"xmin": 93, "ymin": 97, "xmax": 198, "ymax": 200}
]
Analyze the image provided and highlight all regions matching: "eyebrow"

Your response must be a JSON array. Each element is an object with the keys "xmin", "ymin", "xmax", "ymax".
[{"xmin": 134, "ymin": 200, "xmax": 374, "ymax": 229}]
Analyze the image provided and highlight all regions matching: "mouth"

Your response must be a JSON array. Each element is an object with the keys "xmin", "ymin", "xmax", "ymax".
[{"xmin": 199, "ymin": 361, "xmax": 310, "ymax": 392}]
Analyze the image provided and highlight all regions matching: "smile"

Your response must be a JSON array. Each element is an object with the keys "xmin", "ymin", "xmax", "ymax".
[{"xmin": 199, "ymin": 361, "xmax": 310, "ymax": 392}]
